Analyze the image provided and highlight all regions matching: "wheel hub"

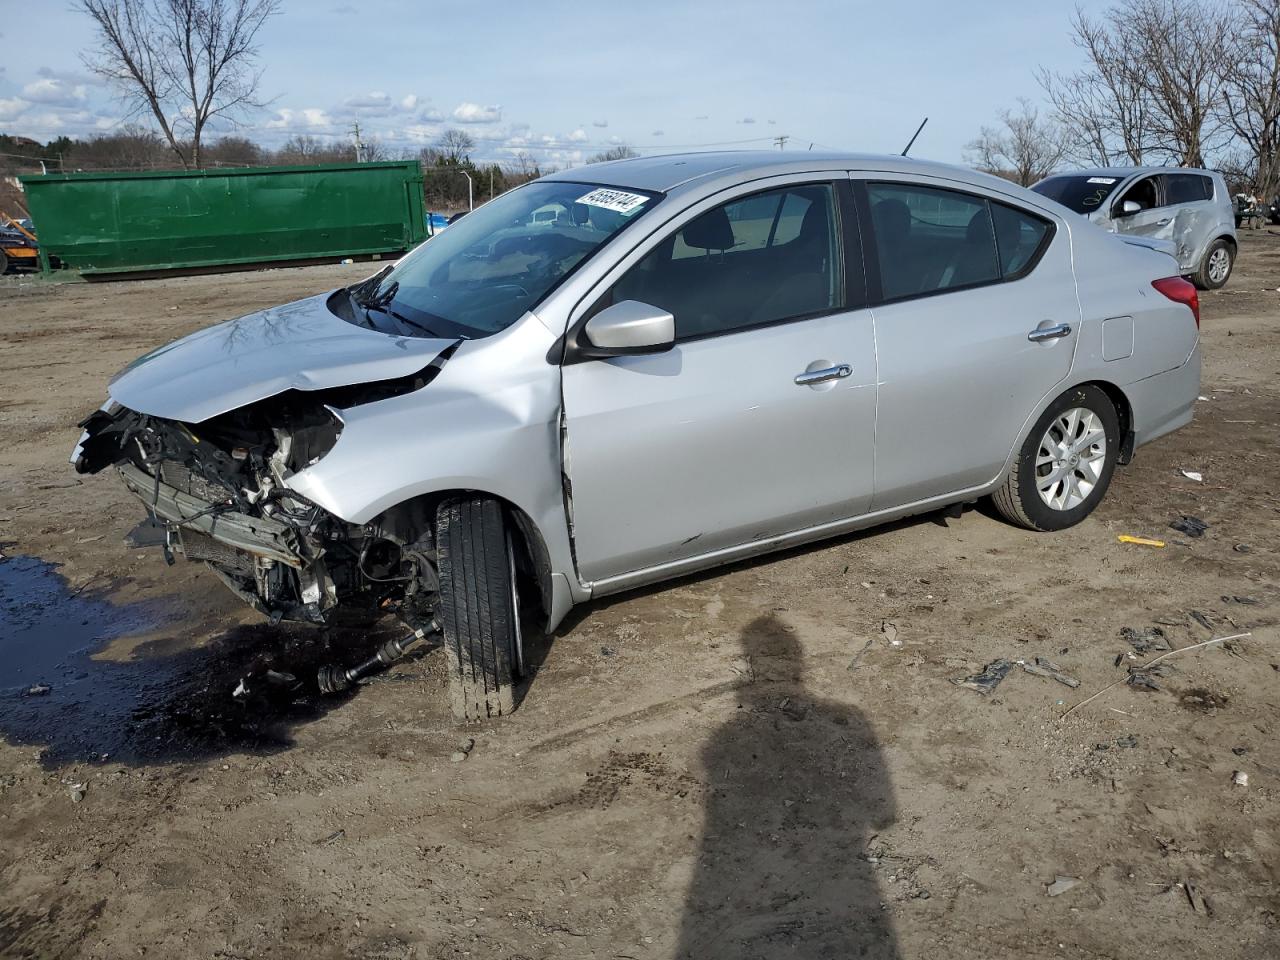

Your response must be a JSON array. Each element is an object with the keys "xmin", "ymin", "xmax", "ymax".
[{"xmin": 1035, "ymin": 407, "xmax": 1107, "ymax": 511}]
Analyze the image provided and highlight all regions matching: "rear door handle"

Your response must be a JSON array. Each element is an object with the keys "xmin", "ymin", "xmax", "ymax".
[
  {"xmin": 1027, "ymin": 323, "xmax": 1072, "ymax": 343},
  {"xmin": 794, "ymin": 363, "xmax": 853, "ymax": 386}
]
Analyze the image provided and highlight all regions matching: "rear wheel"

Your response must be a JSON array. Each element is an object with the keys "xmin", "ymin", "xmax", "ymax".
[
  {"xmin": 1192, "ymin": 238, "xmax": 1233, "ymax": 290},
  {"xmin": 992, "ymin": 385, "xmax": 1120, "ymax": 532},
  {"xmin": 0, "ymin": 251, "xmax": 9, "ymax": 275},
  {"xmin": 436, "ymin": 495, "xmax": 522, "ymax": 720}
]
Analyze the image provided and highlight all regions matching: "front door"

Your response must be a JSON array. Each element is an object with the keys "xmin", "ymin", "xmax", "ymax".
[{"xmin": 561, "ymin": 181, "xmax": 878, "ymax": 586}]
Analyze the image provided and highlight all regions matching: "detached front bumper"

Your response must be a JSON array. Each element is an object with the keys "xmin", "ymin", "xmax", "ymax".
[{"xmin": 118, "ymin": 461, "xmax": 304, "ymax": 567}]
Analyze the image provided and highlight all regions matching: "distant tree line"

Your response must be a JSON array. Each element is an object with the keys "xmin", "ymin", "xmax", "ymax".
[{"xmin": 969, "ymin": 0, "xmax": 1280, "ymax": 197}]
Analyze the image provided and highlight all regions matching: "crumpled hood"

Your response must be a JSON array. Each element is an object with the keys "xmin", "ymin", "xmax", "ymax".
[{"xmin": 108, "ymin": 292, "xmax": 456, "ymax": 422}]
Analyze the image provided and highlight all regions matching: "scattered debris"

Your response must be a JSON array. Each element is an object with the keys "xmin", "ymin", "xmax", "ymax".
[
  {"xmin": 1061, "ymin": 632, "xmax": 1253, "ymax": 719},
  {"xmin": 1180, "ymin": 469, "xmax": 1204, "ymax": 482},
  {"xmin": 1020, "ymin": 657, "xmax": 1080, "ymax": 688},
  {"xmin": 1232, "ymin": 770, "xmax": 1249, "ymax": 787},
  {"xmin": 1189, "ymin": 610, "xmax": 1214, "ymax": 631},
  {"xmin": 1221, "ymin": 595, "xmax": 1258, "ymax": 605},
  {"xmin": 316, "ymin": 829, "xmax": 345, "ymax": 845},
  {"xmin": 881, "ymin": 620, "xmax": 901, "ymax": 648},
  {"xmin": 1233, "ymin": 543, "xmax": 1251, "ymax": 554},
  {"xmin": 1046, "ymin": 876, "xmax": 1081, "ymax": 897},
  {"xmin": 952, "ymin": 659, "xmax": 1012, "ymax": 696},
  {"xmin": 1121, "ymin": 627, "xmax": 1169, "ymax": 655},
  {"xmin": 1183, "ymin": 879, "xmax": 1211, "ymax": 915},
  {"xmin": 847, "ymin": 638, "xmax": 874, "ymax": 673},
  {"xmin": 24, "ymin": 684, "xmax": 51, "ymax": 696},
  {"xmin": 450, "ymin": 737, "xmax": 477, "ymax": 763},
  {"xmin": 600, "ymin": 646, "xmax": 616, "ymax": 657},
  {"xmin": 728, "ymin": 656, "xmax": 755, "ymax": 681},
  {"xmin": 1114, "ymin": 734, "xmax": 1139, "ymax": 749},
  {"xmin": 1170, "ymin": 515, "xmax": 1209, "ymax": 538},
  {"xmin": 231, "ymin": 678, "xmax": 249, "ymax": 699},
  {"xmin": 69, "ymin": 783, "xmax": 86, "ymax": 803},
  {"xmin": 1117, "ymin": 534, "xmax": 1166, "ymax": 548},
  {"xmin": 1127, "ymin": 663, "xmax": 1173, "ymax": 691}
]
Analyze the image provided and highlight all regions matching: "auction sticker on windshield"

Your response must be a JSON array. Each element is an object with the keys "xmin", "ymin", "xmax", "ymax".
[
  {"xmin": 577, "ymin": 188, "xmax": 649, "ymax": 214},
  {"xmin": 1087, "ymin": 177, "xmax": 1118, "ymax": 184}
]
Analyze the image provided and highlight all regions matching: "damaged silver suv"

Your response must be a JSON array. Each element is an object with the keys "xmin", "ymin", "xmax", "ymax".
[{"xmin": 73, "ymin": 152, "xmax": 1202, "ymax": 719}]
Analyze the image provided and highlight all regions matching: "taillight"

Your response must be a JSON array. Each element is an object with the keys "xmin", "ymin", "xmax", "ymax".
[{"xmin": 1152, "ymin": 276, "xmax": 1200, "ymax": 328}]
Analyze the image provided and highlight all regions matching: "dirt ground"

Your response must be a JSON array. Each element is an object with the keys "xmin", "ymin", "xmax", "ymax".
[{"xmin": 1, "ymin": 233, "xmax": 1278, "ymax": 960}]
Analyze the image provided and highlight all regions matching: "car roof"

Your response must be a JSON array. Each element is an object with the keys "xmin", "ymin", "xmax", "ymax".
[
  {"xmin": 1045, "ymin": 166, "xmax": 1221, "ymax": 179},
  {"xmin": 544, "ymin": 150, "xmax": 1026, "ymax": 196}
]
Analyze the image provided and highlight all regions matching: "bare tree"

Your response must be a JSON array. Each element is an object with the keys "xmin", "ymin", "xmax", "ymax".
[
  {"xmin": 588, "ymin": 144, "xmax": 639, "ymax": 163},
  {"xmin": 78, "ymin": 0, "xmax": 280, "ymax": 169},
  {"xmin": 1220, "ymin": 0, "xmax": 1280, "ymax": 199},
  {"xmin": 436, "ymin": 128, "xmax": 475, "ymax": 164},
  {"xmin": 1042, "ymin": 1, "xmax": 1233, "ymax": 168},
  {"xmin": 966, "ymin": 98, "xmax": 1069, "ymax": 186}
]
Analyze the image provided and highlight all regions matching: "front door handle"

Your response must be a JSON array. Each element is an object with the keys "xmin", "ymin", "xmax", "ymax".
[
  {"xmin": 1027, "ymin": 323, "xmax": 1072, "ymax": 343},
  {"xmin": 794, "ymin": 363, "xmax": 853, "ymax": 386}
]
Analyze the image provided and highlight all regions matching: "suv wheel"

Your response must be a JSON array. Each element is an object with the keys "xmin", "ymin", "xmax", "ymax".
[
  {"xmin": 436, "ymin": 495, "xmax": 523, "ymax": 720},
  {"xmin": 992, "ymin": 385, "xmax": 1120, "ymax": 532},
  {"xmin": 1193, "ymin": 238, "xmax": 1233, "ymax": 290}
]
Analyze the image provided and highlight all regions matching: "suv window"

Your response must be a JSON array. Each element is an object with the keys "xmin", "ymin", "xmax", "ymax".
[
  {"xmin": 1164, "ymin": 173, "xmax": 1213, "ymax": 205},
  {"xmin": 612, "ymin": 183, "xmax": 843, "ymax": 339},
  {"xmin": 867, "ymin": 183, "xmax": 1001, "ymax": 300},
  {"xmin": 1117, "ymin": 175, "xmax": 1159, "ymax": 212}
]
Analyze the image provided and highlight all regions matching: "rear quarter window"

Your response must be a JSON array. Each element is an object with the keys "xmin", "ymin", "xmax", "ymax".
[{"xmin": 1164, "ymin": 173, "xmax": 1214, "ymax": 205}]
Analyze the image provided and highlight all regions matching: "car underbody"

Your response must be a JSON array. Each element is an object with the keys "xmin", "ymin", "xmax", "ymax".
[{"xmin": 73, "ymin": 397, "xmax": 440, "ymax": 635}]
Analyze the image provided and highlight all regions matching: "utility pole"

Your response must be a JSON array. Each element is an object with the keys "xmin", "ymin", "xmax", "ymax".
[
  {"xmin": 773, "ymin": 135, "xmax": 789, "ymax": 151},
  {"xmin": 351, "ymin": 122, "xmax": 366, "ymax": 163},
  {"xmin": 457, "ymin": 168, "xmax": 473, "ymax": 211},
  {"xmin": 489, "ymin": 165, "xmax": 494, "ymax": 200}
]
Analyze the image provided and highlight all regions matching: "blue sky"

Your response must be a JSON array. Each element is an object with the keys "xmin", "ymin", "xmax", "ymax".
[{"xmin": 2, "ymin": 0, "xmax": 1108, "ymax": 168}]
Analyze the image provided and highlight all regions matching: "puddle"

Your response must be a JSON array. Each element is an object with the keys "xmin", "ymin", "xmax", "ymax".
[{"xmin": 0, "ymin": 553, "xmax": 409, "ymax": 767}]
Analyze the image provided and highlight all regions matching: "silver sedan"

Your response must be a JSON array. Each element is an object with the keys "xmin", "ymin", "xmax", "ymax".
[{"xmin": 73, "ymin": 152, "xmax": 1201, "ymax": 718}]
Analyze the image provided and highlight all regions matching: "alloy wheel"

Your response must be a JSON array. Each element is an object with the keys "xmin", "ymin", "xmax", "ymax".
[
  {"xmin": 1208, "ymin": 247, "xmax": 1231, "ymax": 284},
  {"xmin": 1036, "ymin": 407, "xmax": 1107, "ymax": 511}
]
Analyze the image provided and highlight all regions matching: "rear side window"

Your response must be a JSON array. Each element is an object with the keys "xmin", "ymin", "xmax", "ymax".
[
  {"xmin": 867, "ymin": 183, "xmax": 1000, "ymax": 301},
  {"xmin": 990, "ymin": 202, "xmax": 1051, "ymax": 277},
  {"xmin": 612, "ymin": 183, "xmax": 844, "ymax": 340},
  {"xmin": 1164, "ymin": 173, "xmax": 1214, "ymax": 205}
]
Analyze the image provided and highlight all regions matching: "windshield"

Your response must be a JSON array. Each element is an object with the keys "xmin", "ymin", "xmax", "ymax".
[
  {"xmin": 343, "ymin": 180, "xmax": 659, "ymax": 339},
  {"xmin": 1031, "ymin": 175, "xmax": 1124, "ymax": 215}
]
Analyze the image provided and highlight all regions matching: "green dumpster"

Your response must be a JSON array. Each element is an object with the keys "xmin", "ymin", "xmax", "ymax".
[{"xmin": 18, "ymin": 160, "xmax": 426, "ymax": 277}]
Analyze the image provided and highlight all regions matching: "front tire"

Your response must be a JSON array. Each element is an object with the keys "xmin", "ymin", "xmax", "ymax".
[
  {"xmin": 992, "ymin": 385, "xmax": 1120, "ymax": 531},
  {"xmin": 436, "ymin": 496, "xmax": 522, "ymax": 720},
  {"xmin": 1192, "ymin": 238, "xmax": 1233, "ymax": 290}
]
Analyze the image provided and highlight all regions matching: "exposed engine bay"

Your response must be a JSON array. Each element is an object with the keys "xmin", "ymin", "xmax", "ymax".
[{"xmin": 72, "ymin": 384, "xmax": 444, "ymax": 633}]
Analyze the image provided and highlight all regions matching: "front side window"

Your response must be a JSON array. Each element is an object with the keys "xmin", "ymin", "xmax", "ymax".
[
  {"xmin": 611, "ymin": 183, "xmax": 843, "ymax": 339},
  {"xmin": 338, "ymin": 181, "xmax": 658, "ymax": 339},
  {"xmin": 1117, "ymin": 175, "xmax": 1159, "ymax": 212},
  {"xmin": 867, "ymin": 183, "xmax": 1000, "ymax": 301}
]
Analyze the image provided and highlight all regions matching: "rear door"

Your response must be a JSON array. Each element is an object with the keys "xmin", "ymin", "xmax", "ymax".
[
  {"xmin": 858, "ymin": 176, "xmax": 1078, "ymax": 510},
  {"xmin": 560, "ymin": 178, "xmax": 878, "ymax": 586}
]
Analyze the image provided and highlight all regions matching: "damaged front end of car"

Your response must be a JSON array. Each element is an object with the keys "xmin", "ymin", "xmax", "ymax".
[{"xmin": 71, "ymin": 355, "xmax": 454, "ymax": 635}]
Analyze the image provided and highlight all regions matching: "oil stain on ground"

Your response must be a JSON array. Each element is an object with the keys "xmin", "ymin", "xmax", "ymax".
[{"xmin": 0, "ymin": 553, "xmax": 399, "ymax": 768}]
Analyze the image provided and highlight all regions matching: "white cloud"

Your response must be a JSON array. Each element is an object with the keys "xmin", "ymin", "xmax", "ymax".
[
  {"xmin": 264, "ymin": 107, "xmax": 333, "ymax": 130},
  {"xmin": 0, "ymin": 97, "xmax": 29, "ymax": 121},
  {"xmin": 22, "ymin": 78, "xmax": 88, "ymax": 106},
  {"xmin": 452, "ymin": 102, "xmax": 501, "ymax": 124},
  {"xmin": 567, "ymin": 128, "xmax": 588, "ymax": 143},
  {"xmin": 419, "ymin": 106, "xmax": 445, "ymax": 122},
  {"xmin": 344, "ymin": 91, "xmax": 393, "ymax": 115},
  {"xmin": 400, "ymin": 94, "xmax": 419, "ymax": 110}
]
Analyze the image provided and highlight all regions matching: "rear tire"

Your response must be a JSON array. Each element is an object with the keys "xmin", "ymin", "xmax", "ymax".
[
  {"xmin": 436, "ymin": 495, "xmax": 521, "ymax": 720},
  {"xmin": 992, "ymin": 385, "xmax": 1120, "ymax": 532},
  {"xmin": 1192, "ymin": 238, "xmax": 1233, "ymax": 290},
  {"xmin": 0, "ymin": 251, "xmax": 9, "ymax": 275}
]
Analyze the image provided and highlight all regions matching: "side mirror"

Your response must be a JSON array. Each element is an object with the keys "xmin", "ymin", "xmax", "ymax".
[
  {"xmin": 581, "ymin": 300, "xmax": 675, "ymax": 358},
  {"xmin": 1119, "ymin": 200, "xmax": 1142, "ymax": 216}
]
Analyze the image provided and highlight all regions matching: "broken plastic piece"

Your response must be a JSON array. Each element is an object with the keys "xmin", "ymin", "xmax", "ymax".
[
  {"xmin": 1120, "ymin": 626, "xmax": 1169, "ymax": 655},
  {"xmin": 1179, "ymin": 469, "xmax": 1203, "ymax": 482},
  {"xmin": 1117, "ymin": 535, "xmax": 1166, "ymax": 548},
  {"xmin": 1020, "ymin": 657, "xmax": 1080, "ymax": 688},
  {"xmin": 1046, "ymin": 876, "xmax": 1081, "ymax": 897},
  {"xmin": 951, "ymin": 659, "xmax": 1012, "ymax": 695},
  {"xmin": 1169, "ymin": 515, "xmax": 1208, "ymax": 538}
]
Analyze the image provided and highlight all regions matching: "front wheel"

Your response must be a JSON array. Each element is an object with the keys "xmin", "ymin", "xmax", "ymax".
[
  {"xmin": 992, "ymin": 385, "xmax": 1120, "ymax": 532},
  {"xmin": 436, "ymin": 496, "xmax": 523, "ymax": 720},
  {"xmin": 1192, "ymin": 238, "xmax": 1234, "ymax": 290}
]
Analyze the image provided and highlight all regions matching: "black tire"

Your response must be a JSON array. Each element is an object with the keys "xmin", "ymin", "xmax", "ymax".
[
  {"xmin": 1192, "ymin": 237, "xmax": 1234, "ymax": 290},
  {"xmin": 436, "ymin": 495, "xmax": 520, "ymax": 720},
  {"xmin": 0, "ymin": 251, "xmax": 8, "ymax": 275},
  {"xmin": 992, "ymin": 384, "xmax": 1120, "ymax": 532}
]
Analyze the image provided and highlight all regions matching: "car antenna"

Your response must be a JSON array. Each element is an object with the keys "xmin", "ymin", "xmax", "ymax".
[{"xmin": 900, "ymin": 117, "xmax": 928, "ymax": 156}]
